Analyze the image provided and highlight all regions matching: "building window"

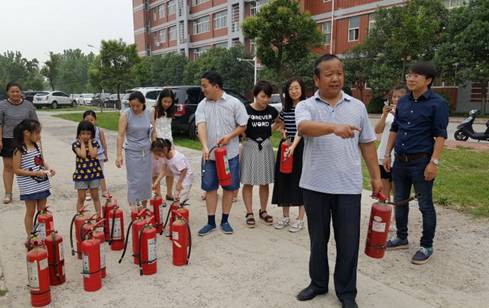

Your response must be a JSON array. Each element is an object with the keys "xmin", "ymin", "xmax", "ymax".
[
  {"xmin": 443, "ymin": 0, "xmax": 464, "ymax": 8},
  {"xmin": 322, "ymin": 21, "xmax": 331, "ymax": 45},
  {"xmin": 232, "ymin": 38, "xmax": 240, "ymax": 46},
  {"xmin": 231, "ymin": 4, "xmax": 240, "ymax": 33},
  {"xmin": 348, "ymin": 16, "xmax": 360, "ymax": 42},
  {"xmin": 193, "ymin": 16, "xmax": 210, "ymax": 34},
  {"xmin": 168, "ymin": 0, "xmax": 176, "ymax": 16},
  {"xmin": 169, "ymin": 26, "xmax": 177, "ymax": 41},
  {"xmin": 368, "ymin": 14, "xmax": 376, "ymax": 33},
  {"xmin": 193, "ymin": 47, "xmax": 209, "ymax": 60},
  {"xmin": 159, "ymin": 29, "xmax": 166, "ymax": 43},
  {"xmin": 158, "ymin": 5, "xmax": 165, "ymax": 19},
  {"xmin": 179, "ymin": 21, "xmax": 186, "ymax": 43},
  {"xmin": 214, "ymin": 11, "xmax": 227, "ymax": 30},
  {"xmin": 215, "ymin": 42, "xmax": 228, "ymax": 49},
  {"xmin": 192, "ymin": 0, "xmax": 209, "ymax": 6},
  {"xmin": 251, "ymin": 1, "xmax": 258, "ymax": 16}
]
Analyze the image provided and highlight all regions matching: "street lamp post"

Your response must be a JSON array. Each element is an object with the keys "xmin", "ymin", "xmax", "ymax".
[{"xmin": 237, "ymin": 56, "xmax": 258, "ymax": 85}]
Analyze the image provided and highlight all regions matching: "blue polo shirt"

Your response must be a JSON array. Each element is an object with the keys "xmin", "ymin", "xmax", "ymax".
[{"xmin": 390, "ymin": 89, "xmax": 449, "ymax": 155}]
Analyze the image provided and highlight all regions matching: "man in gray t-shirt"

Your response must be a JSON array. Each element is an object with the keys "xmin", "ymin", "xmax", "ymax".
[
  {"xmin": 294, "ymin": 55, "xmax": 382, "ymax": 308},
  {"xmin": 195, "ymin": 71, "xmax": 248, "ymax": 236}
]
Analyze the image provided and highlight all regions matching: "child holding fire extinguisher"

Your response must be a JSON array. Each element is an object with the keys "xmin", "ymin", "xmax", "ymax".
[
  {"xmin": 72, "ymin": 120, "xmax": 104, "ymax": 217},
  {"xmin": 12, "ymin": 119, "xmax": 55, "ymax": 244},
  {"xmin": 151, "ymin": 138, "xmax": 193, "ymax": 203}
]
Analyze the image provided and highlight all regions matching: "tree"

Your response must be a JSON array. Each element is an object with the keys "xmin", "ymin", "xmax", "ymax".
[
  {"xmin": 242, "ymin": 0, "xmax": 323, "ymax": 85},
  {"xmin": 149, "ymin": 52, "xmax": 188, "ymax": 86},
  {"xmin": 92, "ymin": 39, "xmax": 140, "ymax": 107},
  {"xmin": 40, "ymin": 52, "xmax": 61, "ymax": 90},
  {"xmin": 348, "ymin": 0, "xmax": 449, "ymax": 97},
  {"xmin": 183, "ymin": 45, "xmax": 254, "ymax": 95},
  {"xmin": 0, "ymin": 51, "xmax": 45, "ymax": 96},
  {"xmin": 435, "ymin": 0, "xmax": 489, "ymax": 114}
]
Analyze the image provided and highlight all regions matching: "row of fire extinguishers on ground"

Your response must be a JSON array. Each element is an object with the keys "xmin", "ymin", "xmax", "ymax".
[{"xmin": 25, "ymin": 194, "xmax": 192, "ymax": 307}]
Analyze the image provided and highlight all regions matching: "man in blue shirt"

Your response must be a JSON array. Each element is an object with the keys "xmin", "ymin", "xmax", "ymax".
[{"xmin": 384, "ymin": 62, "xmax": 449, "ymax": 265}]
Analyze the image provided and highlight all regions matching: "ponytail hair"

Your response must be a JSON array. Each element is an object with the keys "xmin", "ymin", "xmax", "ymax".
[{"xmin": 13, "ymin": 119, "xmax": 41, "ymax": 154}]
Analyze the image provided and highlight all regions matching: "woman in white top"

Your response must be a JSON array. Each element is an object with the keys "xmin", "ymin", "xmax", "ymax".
[
  {"xmin": 151, "ymin": 88, "xmax": 176, "ymax": 201},
  {"xmin": 375, "ymin": 86, "xmax": 406, "ymax": 200}
]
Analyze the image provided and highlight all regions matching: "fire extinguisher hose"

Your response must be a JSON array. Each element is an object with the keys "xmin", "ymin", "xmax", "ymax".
[
  {"xmin": 118, "ymin": 219, "xmax": 134, "ymax": 263},
  {"xmin": 69, "ymin": 213, "xmax": 77, "ymax": 256},
  {"xmin": 186, "ymin": 222, "xmax": 192, "ymax": 264},
  {"xmin": 138, "ymin": 228, "xmax": 144, "ymax": 276},
  {"xmin": 161, "ymin": 203, "xmax": 173, "ymax": 235},
  {"xmin": 32, "ymin": 210, "xmax": 41, "ymax": 233}
]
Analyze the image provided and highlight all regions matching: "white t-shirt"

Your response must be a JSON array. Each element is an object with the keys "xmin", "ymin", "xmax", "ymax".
[
  {"xmin": 167, "ymin": 150, "xmax": 193, "ymax": 186},
  {"xmin": 377, "ymin": 112, "xmax": 395, "ymax": 166},
  {"xmin": 153, "ymin": 107, "xmax": 173, "ymax": 141}
]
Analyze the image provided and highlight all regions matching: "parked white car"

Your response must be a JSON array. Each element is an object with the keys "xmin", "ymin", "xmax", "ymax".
[
  {"xmin": 120, "ymin": 87, "xmax": 163, "ymax": 112},
  {"xmin": 33, "ymin": 91, "xmax": 75, "ymax": 109},
  {"xmin": 78, "ymin": 93, "xmax": 94, "ymax": 105},
  {"xmin": 270, "ymin": 93, "xmax": 283, "ymax": 112}
]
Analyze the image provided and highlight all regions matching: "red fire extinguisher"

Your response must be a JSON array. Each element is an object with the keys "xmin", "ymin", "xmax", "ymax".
[
  {"xmin": 33, "ymin": 207, "xmax": 55, "ymax": 241},
  {"xmin": 214, "ymin": 146, "xmax": 232, "ymax": 186},
  {"xmin": 118, "ymin": 208, "xmax": 148, "ymax": 265},
  {"xmin": 171, "ymin": 206, "xmax": 189, "ymax": 241},
  {"xmin": 172, "ymin": 214, "xmax": 191, "ymax": 266},
  {"xmin": 92, "ymin": 224, "xmax": 107, "ymax": 279},
  {"xmin": 108, "ymin": 205, "xmax": 125, "ymax": 251},
  {"xmin": 150, "ymin": 195, "xmax": 165, "ymax": 234},
  {"xmin": 138, "ymin": 219, "xmax": 157, "ymax": 276},
  {"xmin": 26, "ymin": 239, "xmax": 51, "ymax": 307},
  {"xmin": 69, "ymin": 206, "xmax": 91, "ymax": 259},
  {"xmin": 45, "ymin": 231, "xmax": 65, "ymax": 286},
  {"xmin": 279, "ymin": 141, "xmax": 293, "ymax": 174},
  {"xmin": 365, "ymin": 193, "xmax": 392, "ymax": 259},
  {"xmin": 102, "ymin": 198, "xmax": 117, "ymax": 241},
  {"xmin": 81, "ymin": 233, "xmax": 102, "ymax": 292}
]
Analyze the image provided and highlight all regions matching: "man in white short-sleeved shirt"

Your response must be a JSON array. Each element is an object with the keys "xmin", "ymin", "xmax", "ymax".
[
  {"xmin": 294, "ymin": 54, "xmax": 382, "ymax": 308},
  {"xmin": 194, "ymin": 71, "xmax": 248, "ymax": 236}
]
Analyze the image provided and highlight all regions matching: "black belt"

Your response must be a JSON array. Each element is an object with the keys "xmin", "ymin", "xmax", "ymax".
[
  {"xmin": 247, "ymin": 137, "xmax": 267, "ymax": 151},
  {"xmin": 396, "ymin": 153, "xmax": 430, "ymax": 163}
]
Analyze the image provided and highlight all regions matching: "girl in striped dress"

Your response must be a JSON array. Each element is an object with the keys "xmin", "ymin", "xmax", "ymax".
[
  {"xmin": 271, "ymin": 78, "xmax": 307, "ymax": 233},
  {"xmin": 12, "ymin": 119, "xmax": 55, "ymax": 241}
]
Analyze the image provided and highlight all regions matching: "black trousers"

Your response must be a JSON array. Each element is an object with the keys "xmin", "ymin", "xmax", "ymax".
[{"xmin": 303, "ymin": 189, "xmax": 361, "ymax": 301}]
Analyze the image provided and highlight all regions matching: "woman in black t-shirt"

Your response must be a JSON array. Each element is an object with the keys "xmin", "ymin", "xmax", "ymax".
[{"xmin": 240, "ymin": 81, "xmax": 279, "ymax": 228}]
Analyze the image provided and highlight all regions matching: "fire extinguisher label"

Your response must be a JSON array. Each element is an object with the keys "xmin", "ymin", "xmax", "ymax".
[
  {"xmin": 100, "ymin": 244, "xmax": 106, "ymax": 268},
  {"xmin": 109, "ymin": 218, "xmax": 122, "ymax": 240},
  {"xmin": 148, "ymin": 238, "xmax": 157, "ymax": 262},
  {"xmin": 38, "ymin": 223, "xmax": 46, "ymax": 240},
  {"xmin": 39, "ymin": 258, "xmax": 48, "ymax": 271},
  {"xmin": 172, "ymin": 231, "xmax": 179, "ymax": 241},
  {"xmin": 372, "ymin": 216, "xmax": 386, "ymax": 233},
  {"xmin": 82, "ymin": 254, "xmax": 90, "ymax": 277},
  {"xmin": 224, "ymin": 156, "xmax": 230, "ymax": 175},
  {"xmin": 59, "ymin": 242, "xmax": 65, "ymax": 261},
  {"xmin": 27, "ymin": 261, "xmax": 39, "ymax": 290}
]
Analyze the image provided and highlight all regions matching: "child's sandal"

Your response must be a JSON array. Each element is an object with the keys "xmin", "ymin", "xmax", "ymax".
[{"xmin": 245, "ymin": 213, "xmax": 255, "ymax": 228}]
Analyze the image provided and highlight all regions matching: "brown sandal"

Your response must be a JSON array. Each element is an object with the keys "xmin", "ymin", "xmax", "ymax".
[
  {"xmin": 259, "ymin": 209, "xmax": 273, "ymax": 225},
  {"xmin": 245, "ymin": 213, "xmax": 255, "ymax": 228}
]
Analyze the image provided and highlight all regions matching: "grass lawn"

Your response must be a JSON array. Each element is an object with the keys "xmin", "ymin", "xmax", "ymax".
[
  {"xmin": 362, "ymin": 146, "xmax": 489, "ymax": 217},
  {"xmin": 55, "ymin": 112, "xmax": 489, "ymax": 217},
  {"xmin": 38, "ymin": 105, "xmax": 99, "ymax": 112}
]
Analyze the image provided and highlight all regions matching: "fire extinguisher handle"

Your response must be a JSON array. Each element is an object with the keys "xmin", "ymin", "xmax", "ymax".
[{"xmin": 374, "ymin": 192, "xmax": 388, "ymax": 202}]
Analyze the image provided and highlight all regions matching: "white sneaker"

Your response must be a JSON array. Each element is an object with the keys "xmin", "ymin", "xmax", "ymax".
[
  {"xmin": 288, "ymin": 220, "xmax": 304, "ymax": 233},
  {"xmin": 273, "ymin": 217, "xmax": 290, "ymax": 230}
]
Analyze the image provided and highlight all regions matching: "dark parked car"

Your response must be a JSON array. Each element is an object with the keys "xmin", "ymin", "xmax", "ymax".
[
  {"xmin": 23, "ymin": 91, "xmax": 44, "ymax": 102},
  {"xmin": 91, "ymin": 93, "xmax": 111, "ymax": 106},
  {"xmin": 167, "ymin": 86, "xmax": 250, "ymax": 138},
  {"xmin": 105, "ymin": 94, "xmax": 121, "ymax": 109}
]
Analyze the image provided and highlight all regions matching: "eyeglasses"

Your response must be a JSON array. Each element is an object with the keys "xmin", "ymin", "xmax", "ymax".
[{"xmin": 405, "ymin": 73, "xmax": 425, "ymax": 80}]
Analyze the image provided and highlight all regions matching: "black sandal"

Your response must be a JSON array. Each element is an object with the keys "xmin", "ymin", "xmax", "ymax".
[
  {"xmin": 245, "ymin": 213, "xmax": 255, "ymax": 228},
  {"xmin": 259, "ymin": 209, "xmax": 273, "ymax": 225}
]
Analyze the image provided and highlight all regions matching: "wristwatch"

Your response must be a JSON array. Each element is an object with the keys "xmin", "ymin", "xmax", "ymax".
[{"xmin": 430, "ymin": 158, "xmax": 440, "ymax": 166}]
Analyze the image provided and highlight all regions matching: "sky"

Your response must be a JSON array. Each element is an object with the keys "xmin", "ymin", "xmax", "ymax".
[{"xmin": 0, "ymin": 0, "xmax": 134, "ymax": 63}]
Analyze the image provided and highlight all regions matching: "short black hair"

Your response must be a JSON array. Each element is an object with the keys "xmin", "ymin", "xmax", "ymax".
[
  {"xmin": 201, "ymin": 71, "xmax": 223, "ymax": 89},
  {"xmin": 6, "ymin": 82, "xmax": 22, "ymax": 92},
  {"xmin": 314, "ymin": 54, "xmax": 342, "ymax": 77},
  {"xmin": 76, "ymin": 120, "xmax": 95, "ymax": 139},
  {"xmin": 283, "ymin": 78, "xmax": 306, "ymax": 112},
  {"xmin": 83, "ymin": 110, "xmax": 97, "ymax": 120},
  {"xmin": 128, "ymin": 91, "xmax": 146, "ymax": 109},
  {"xmin": 252, "ymin": 80, "xmax": 273, "ymax": 97},
  {"xmin": 408, "ymin": 62, "xmax": 437, "ymax": 87}
]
